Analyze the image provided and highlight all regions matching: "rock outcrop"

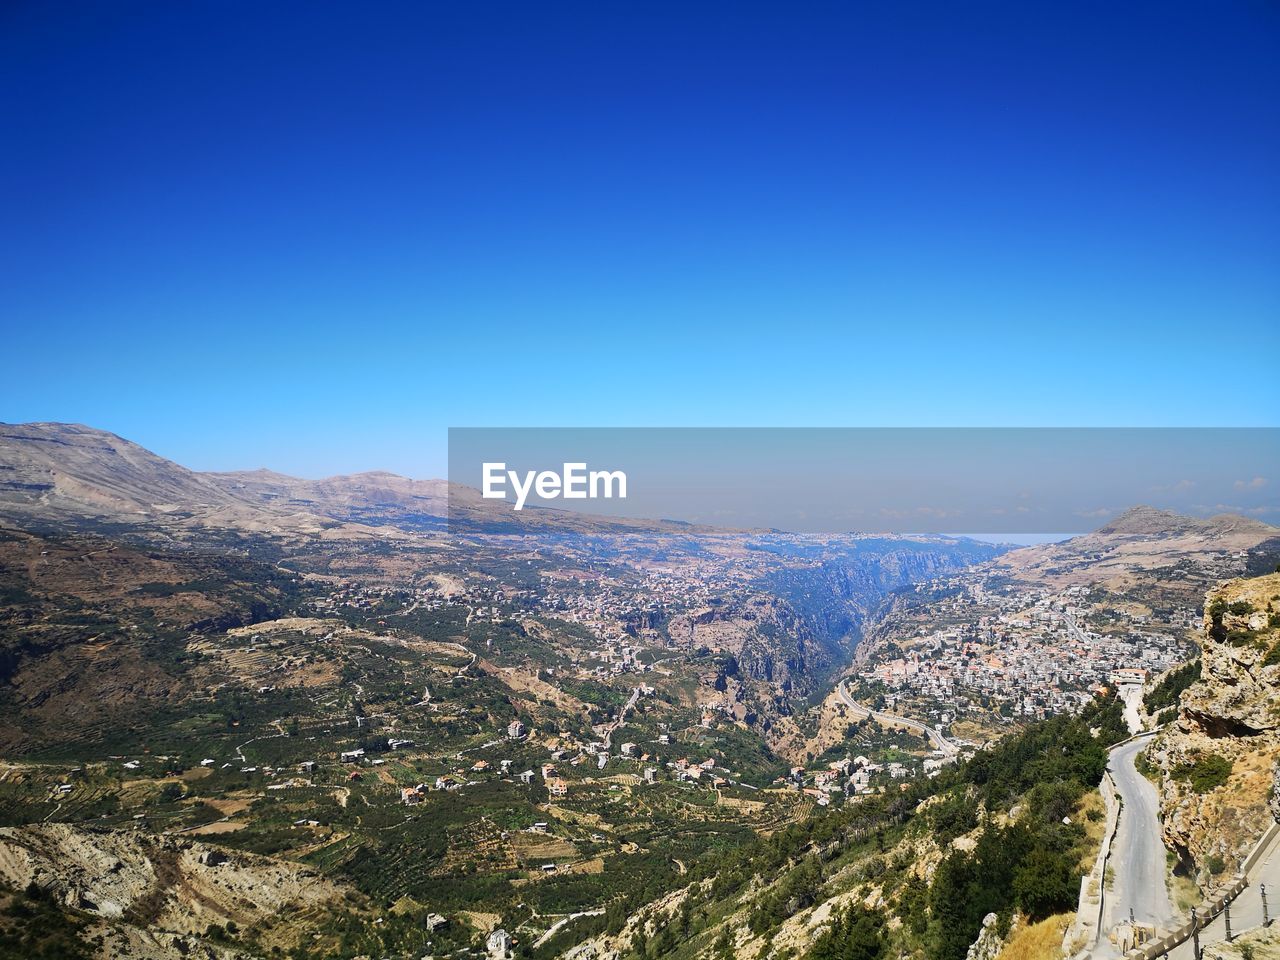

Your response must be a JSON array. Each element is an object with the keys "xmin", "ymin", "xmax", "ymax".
[
  {"xmin": 965, "ymin": 912, "xmax": 1004, "ymax": 960},
  {"xmin": 1151, "ymin": 572, "xmax": 1280, "ymax": 883},
  {"xmin": 0, "ymin": 822, "xmax": 353, "ymax": 952}
]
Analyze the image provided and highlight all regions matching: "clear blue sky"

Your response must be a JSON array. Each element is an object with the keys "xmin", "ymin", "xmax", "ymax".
[{"xmin": 2, "ymin": 2, "xmax": 1277, "ymax": 478}]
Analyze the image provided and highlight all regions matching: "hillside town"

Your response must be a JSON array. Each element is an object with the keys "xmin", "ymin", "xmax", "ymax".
[{"xmin": 860, "ymin": 578, "xmax": 1197, "ymax": 724}]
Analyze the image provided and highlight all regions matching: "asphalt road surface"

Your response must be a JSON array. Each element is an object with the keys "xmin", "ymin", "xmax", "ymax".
[
  {"xmin": 1105, "ymin": 736, "xmax": 1177, "ymax": 939},
  {"xmin": 835, "ymin": 682, "xmax": 960, "ymax": 756}
]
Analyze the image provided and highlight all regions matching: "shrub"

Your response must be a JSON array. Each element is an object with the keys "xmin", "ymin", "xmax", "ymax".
[
  {"xmin": 1144, "ymin": 660, "xmax": 1200, "ymax": 712},
  {"xmin": 1171, "ymin": 755, "xmax": 1232, "ymax": 793}
]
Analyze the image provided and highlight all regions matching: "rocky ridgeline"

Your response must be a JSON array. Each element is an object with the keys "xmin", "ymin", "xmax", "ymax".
[{"xmin": 1152, "ymin": 572, "xmax": 1280, "ymax": 883}]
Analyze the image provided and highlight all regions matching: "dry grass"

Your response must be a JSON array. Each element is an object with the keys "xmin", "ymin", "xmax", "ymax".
[
  {"xmin": 563, "ymin": 856, "xmax": 605, "ymax": 874},
  {"xmin": 511, "ymin": 835, "xmax": 578, "ymax": 860},
  {"xmin": 1171, "ymin": 870, "xmax": 1202, "ymax": 914},
  {"xmin": 185, "ymin": 820, "xmax": 246, "ymax": 835},
  {"xmin": 996, "ymin": 913, "xmax": 1071, "ymax": 960},
  {"xmin": 1075, "ymin": 790, "xmax": 1107, "ymax": 872},
  {"xmin": 457, "ymin": 910, "xmax": 502, "ymax": 934}
]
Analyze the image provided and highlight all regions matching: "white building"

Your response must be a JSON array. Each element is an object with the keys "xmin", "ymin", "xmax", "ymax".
[{"xmin": 487, "ymin": 928, "xmax": 513, "ymax": 959}]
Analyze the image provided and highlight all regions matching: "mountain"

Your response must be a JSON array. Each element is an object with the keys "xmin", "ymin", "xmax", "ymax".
[
  {"xmin": 0, "ymin": 423, "xmax": 384, "ymax": 540},
  {"xmin": 0, "ymin": 423, "xmax": 1003, "ymax": 763},
  {"xmin": 3, "ymin": 423, "xmax": 1278, "ymax": 960},
  {"xmin": 0, "ymin": 423, "xmax": 246, "ymax": 525},
  {"xmin": 0, "ymin": 422, "xmax": 739, "ymax": 539},
  {"xmin": 1091, "ymin": 505, "xmax": 1275, "ymax": 541},
  {"xmin": 986, "ymin": 504, "xmax": 1280, "ymax": 595},
  {"xmin": 206, "ymin": 468, "xmax": 451, "ymax": 529}
]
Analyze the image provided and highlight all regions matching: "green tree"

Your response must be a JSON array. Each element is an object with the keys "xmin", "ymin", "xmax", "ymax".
[
  {"xmin": 1013, "ymin": 846, "xmax": 1077, "ymax": 920},
  {"xmin": 808, "ymin": 905, "xmax": 886, "ymax": 960}
]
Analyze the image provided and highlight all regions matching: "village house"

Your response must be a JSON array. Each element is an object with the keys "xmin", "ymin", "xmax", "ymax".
[{"xmin": 487, "ymin": 927, "xmax": 513, "ymax": 959}]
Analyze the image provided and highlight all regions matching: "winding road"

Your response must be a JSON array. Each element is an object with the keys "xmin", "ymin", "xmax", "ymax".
[
  {"xmin": 1089, "ymin": 735, "xmax": 1280, "ymax": 957},
  {"xmin": 1102, "ymin": 735, "xmax": 1176, "ymax": 946},
  {"xmin": 532, "ymin": 909, "xmax": 605, "ymax": 949},
  {"xmin": 835, "ymin": 682, "xmax": 960, "ymax": 757},
  {"xmin": 601, "ymin": 686, "xmax": 642, "ymax": 750}
]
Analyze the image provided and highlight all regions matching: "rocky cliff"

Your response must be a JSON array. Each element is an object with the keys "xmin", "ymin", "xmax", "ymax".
[
  {"xmin": 1151, "ymin": 572, "xmax": 1280, "ymax": 883},
  {"xmin": 0, "ymin": 822, "xmax": 353, "ymax": 957}
]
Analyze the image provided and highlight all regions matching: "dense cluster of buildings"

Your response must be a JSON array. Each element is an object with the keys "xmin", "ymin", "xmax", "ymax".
[{"xmin": 862, "ymin": 583, "xmax": 1191, "ymax": 720}]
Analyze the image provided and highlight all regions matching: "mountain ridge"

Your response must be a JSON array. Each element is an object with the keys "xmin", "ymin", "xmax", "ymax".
[
  {"xmin": 4, "ymin": 423, "xmax": 1276, "ymax": 548},
  {"xmin": 1093, "ymin": 503, "xmax": 1276, "ymax": 540},
  {"xmin": 0, "ymin": 422, "xmax": 391, "ymax": 540}
]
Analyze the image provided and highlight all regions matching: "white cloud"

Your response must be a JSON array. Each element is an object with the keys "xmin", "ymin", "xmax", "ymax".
[{"xmin": 1233, "ymin": 476, "xmax": 1269, "ymax": 491}]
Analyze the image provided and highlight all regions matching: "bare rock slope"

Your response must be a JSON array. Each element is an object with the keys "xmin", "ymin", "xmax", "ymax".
[
  {"xmin": 0, "ymin": 822, "xmax": 353, "ymax": 956},
  {"xmin": 0, "ymin": 422, "xmax": 389, "ymax": 539},
  {"xmin": 1152, "ymin": 572, "xmax": 1280, "ymax": 882}
]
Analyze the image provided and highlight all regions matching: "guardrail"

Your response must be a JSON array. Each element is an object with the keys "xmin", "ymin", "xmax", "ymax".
[{"xmin": 1122, "ymin": 820, "xmax": 1280, "ymax": 959}]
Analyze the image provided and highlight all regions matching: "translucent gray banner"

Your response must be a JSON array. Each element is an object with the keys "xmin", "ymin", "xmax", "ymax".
[{"xmin": 447, "ymin": 428, "xmax": 1280, "ymax": 535}]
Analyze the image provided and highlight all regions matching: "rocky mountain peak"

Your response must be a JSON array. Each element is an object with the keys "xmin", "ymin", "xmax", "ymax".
[{"xmin": 1096, "ymin": 505, "xmax": 1202, "ymax": 538}]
